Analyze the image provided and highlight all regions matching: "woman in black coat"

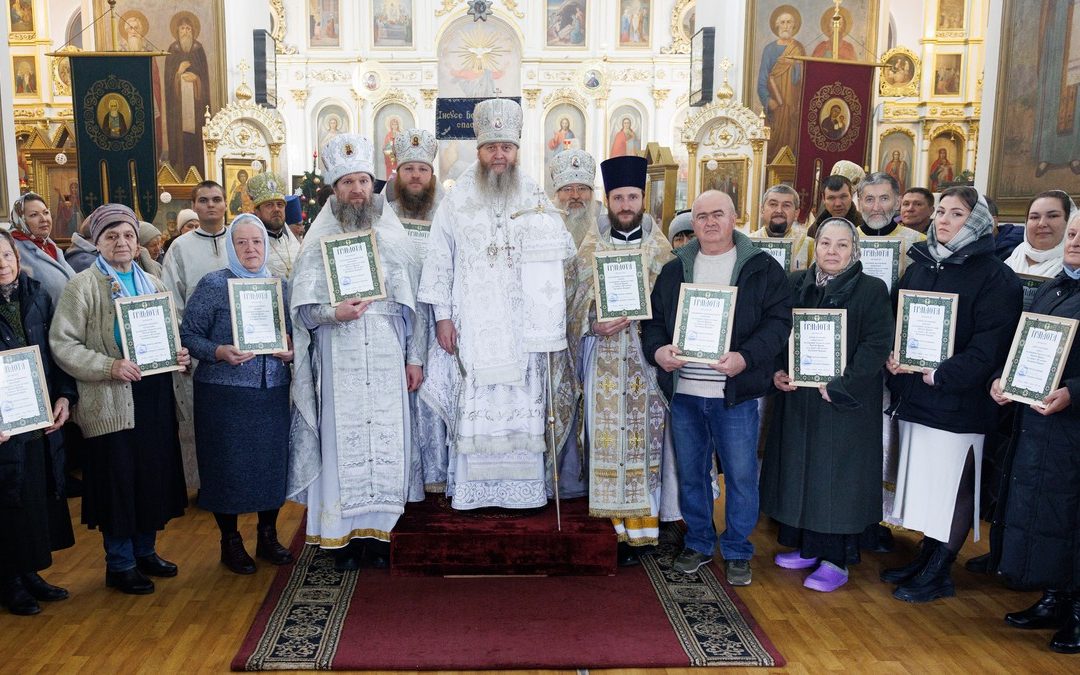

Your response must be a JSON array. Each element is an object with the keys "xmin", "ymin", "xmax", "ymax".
[
  {"xmin": 991, "ymin": 213, "xmax": 1080, "ymax": 653},
  {"xmin": 762, "ymin": 218, "xmax": 893, "ymax": 593},
  {"xmin": 0, "ymin": 229, "xmax": 77, "ymax": 616},
  {"xmin": 882, "ymin": 187, "xmax": 1023, "ymax": 603}
]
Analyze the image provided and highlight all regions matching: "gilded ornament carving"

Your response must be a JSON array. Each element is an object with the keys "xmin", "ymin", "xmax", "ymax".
[
  {"xmin": 542, "ymin": 87, "xmax": 587, "ymax": 110},
  {"xmin": 927, "ymin": 104, "xmax": 966, "ymax": 118},
  {"xmin": 522, "ymin": 88, "xmax": 541, "ymax": 108},
  {"xmin": 311, "ymin": 69, "xmax": 350, "ymax": 83},
  {"xmin": 203, "ymin": 100, "xmax": 287, "ymax": 145},
  {"xmin": 878, "ymin": 126, "xmax": 916, "ymax": 141},
  {"xmin": 51, "ymin": 46, "xmax": 80, "ymax": 97},
  {"xmin": 378, "ymin": 88, "xmax": 418, "ymax": 109},
  {"xmin": 661, "ymin": 0, "xmax": 695, "ymax": 55},
  {"xmin": 421, "ymin": 88, "xmax": 439, "ymax": 108},
  {"xmin": 927, "ymin": 122, "xmax": 966, "ymax": 141},
  {"xmin": 680, "ymin": 98, "xmax": 768, "ymax": 145},
  {"xmin": 609, "ymin": 68, "xmax": 651, "ymax": 82},
  {"xmin": 435, "ymin": 0, "xmax": 458, "ymax": 16},
  {"xmin": 291, "ymin": 89, "xmax": 309, "ymax": 106},
  {"xmin": 389, "ymin": 70, "xmax": 420, "ymax": 82},
  {"xmin": 883, "ymin": 103, "xmax": 920, "ymax": 120},
  {"xmin": 540, "ymin": 69, "xmax": 575, "ymax": 83},
  {"xmin": 651, "ymin": 88, "xmax": 670, "ymax": 106},
  {"xmin": 878, "ymin": 46, "xmax": 920, "ymax": 98},
  {"xmin": 268, "ymin": 0, "xmax": 297, "ymax": 54}
]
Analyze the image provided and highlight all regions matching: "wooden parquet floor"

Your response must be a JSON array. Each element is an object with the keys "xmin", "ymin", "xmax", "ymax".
[{"xmin": 0, "ymin": 496, "xmax": 1075, "ymax": 674}]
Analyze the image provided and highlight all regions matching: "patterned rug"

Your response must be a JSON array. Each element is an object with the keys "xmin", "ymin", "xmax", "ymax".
[{"xmin": 233, "ymin": 529, "xmax": 783, "ymax": 670}]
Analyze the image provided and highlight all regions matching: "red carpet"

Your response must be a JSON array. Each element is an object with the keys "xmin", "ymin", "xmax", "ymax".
[
  {"xmin": 233, "ymin": 520, "xmax": 784, "ymax": 670},
  {"xmin": 392, "ymin": 495, "xmax": 617, "ymax": 576}
]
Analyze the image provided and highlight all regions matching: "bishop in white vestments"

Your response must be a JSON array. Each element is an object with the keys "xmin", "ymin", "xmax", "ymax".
[
  {"xmin": 418, "ymin": 98, "xmax": 574, "ymax": 510},
  {"xmin": 288, "ymin": 133, "xmax": 426, "ymax": 570}
]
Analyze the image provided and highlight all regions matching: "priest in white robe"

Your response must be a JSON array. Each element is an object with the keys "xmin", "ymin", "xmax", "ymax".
[
  {"xmin": 418, "ymin": 98, "xmax": 574, "ymax": 510},
  {"xmin": 288, "ymin": 133, "xmax": 426, "ymax": 570},
  {"xmin": 161, "ymin": 181, "xmax": 230, "ymax": 490},
  {"xmin": 387, "ymin": 128, "xmax": 450, "ymax": 495},
  {"xmin": 246, "ymin": 172, "xmax": 301, "ymax": 280}
]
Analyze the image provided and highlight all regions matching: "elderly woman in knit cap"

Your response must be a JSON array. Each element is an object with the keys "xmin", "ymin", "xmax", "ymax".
[
  {"xmin": 0, "ymin": 229, "xmax": 77, "ymax": 615},
  {"xmin": 8, "ymin": 193, "xmax": 76, "ymax": 304},
  {"xmin": 49, "ymin": 204, "xmax": 190, "ymax": 596},
  {"xmin": 882, "ymin": 187, "xmax": 1022, "ymax": 603},
  {"xmin": 138, "ymin": 222, "xmax": 164, "ymax": 272},
  {"xmin": 760, "ymin": 217, "xmax": 894, "ymax": 592},
  {"xmin": 180, "ymin": 214, "xmax": 294, "ymax": 575},
  {"xmin": 667, "ymin": 210, "xmax": 695, "ymax": 250}
]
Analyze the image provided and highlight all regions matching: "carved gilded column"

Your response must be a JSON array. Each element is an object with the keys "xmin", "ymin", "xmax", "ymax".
[
  {"xmin": 686, "ymin": 142, "xmax": 699, "ymax": 202},
  {"xmin": 750, "ymin": 139, "xmax": 766, "ymax": 232},
  {"xmin": 268, "ymin": 143, "xmax": 283, "ymax": 176},
  {"xmin": 204, "ymin": 140, "xmax": 219, "ymax": 182}
]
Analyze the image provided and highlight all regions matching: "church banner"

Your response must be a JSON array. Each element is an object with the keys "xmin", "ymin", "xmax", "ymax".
[
  {"xmin": 67, "ymin": 53, "xmax": 161, "ymax": 221},
  {"xmin": 793, "ymin": 59, "xmax": 876, "ymax": 221},
  {"xmin": 436, "ymin": 97, "xmax": 522, "ymax": 140}
]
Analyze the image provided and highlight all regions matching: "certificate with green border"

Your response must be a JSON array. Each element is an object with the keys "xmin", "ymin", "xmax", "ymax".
[
  {"xmin": 0, "ymin": 345, "xmax": 54, "ymax": 436},
  {"xmin": 1001, "ymin": 312, "xmax": 1078, "ymax": 406},
  {"xmin": 789, "ymin": 309, "xmax": 847, "ymax": 387},
  {"xmin": 114, "ymin": 292, "xmax": 182, "ymax": 376},
  {"xmin": 859, "ymin": 238, "xmax": 904, "ymax": 291},
  {"xmin": 750, "ymin": 237, "xmax": 795, "ymax": 272},
  {"xmin": 400, "ymin": 218, "xmax": 432, "ymax": 258},
  {"xmin": 894, "ymin": 289, "xmax": 959, "ymax": 372},
  {"xmin": 228, "ymin": 278, "xmax": 289, "ymax": 355},
  {"xmin": 320, "ymin": 230, "xmax": 387, "ymax": 306},
  {"xmin": 592, "ymin": 248, "xmax": 652, "ymax": 321},
  {"xmin": 672, "ymin": 283, "xmax": 738, "ymax": 364},
  {"xmin": 1017, "ymin": 273, "xmax": 1051, "ymax": 311}
]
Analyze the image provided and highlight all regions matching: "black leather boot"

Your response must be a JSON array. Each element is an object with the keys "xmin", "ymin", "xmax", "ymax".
[
  {"xmin": 135, "ymin": 553, "xmax": 178, "ymax": 578},
  {"xmin": 20, "ymin": 572, "xmax": 69, "ymax": 601},
  {"xmin": 1049, "ymin": 594, "xmax": 1080, "ymax": 654},
  {"xmin": 893, "ymin": 545, "xmax": 957, "ymax": 603},
  {"xmin": 1006, "ymin": 590, "xmax": 1070, "ymax": 630},
  {"xmin": 1, "ymin": 576, "xmax": 41, "ymax": 615},
  {"xmin": 220, "ymin": 532, "xmax": 256, "ymax": 575},
  {"xmin": 256, "ymin": 525, "xmax": 294, "ymax": 565},
  {"xmin": 364, "ymin": 540, "xmax": 390, "ymax": 569},
  {"xmin": 333, "ymin": 540, "xmax": 363, "ymax": 572},
  {"xmin": 964, "ymin": 552, "xmax": 992, "ymax": 574},
  {"xmin": 617, "ymin": 541, "xmax": 641, "ymax": 567},
  {"xmin": 880, "ymin": 538, "xmax": 939, "ymax": 584},
  {"xmin": 105, "ymin": 568, "xmax": 154, "ymax": 595}
]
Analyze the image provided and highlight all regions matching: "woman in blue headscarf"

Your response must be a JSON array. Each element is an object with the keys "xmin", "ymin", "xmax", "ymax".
[{"xmin": 180, "ymin": 214, "xmax": 295, "ymax": 575}]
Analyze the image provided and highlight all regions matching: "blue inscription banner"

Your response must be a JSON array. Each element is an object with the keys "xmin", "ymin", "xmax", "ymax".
[
  {"xmin": 436, "ymin": 96, "xmax": 522, "ymax": 140},
  {"xmin": 68, "ymin": 53, "xmax": 160, "ymax": 221}
]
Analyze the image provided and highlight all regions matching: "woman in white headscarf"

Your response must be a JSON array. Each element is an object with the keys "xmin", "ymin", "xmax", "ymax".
[
  {"xmin": 8, "ymin": 193, "xmax": 75, "ymax": 304},
  {"xmin": 1005, "ymin": 190, "xmax": 1075, "ymax": 278}
]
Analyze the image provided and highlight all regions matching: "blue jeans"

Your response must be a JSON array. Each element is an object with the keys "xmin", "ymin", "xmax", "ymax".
[
  {"xmin": 670, "ymin": 394, "xmax": 760, "ymax": 560},
  {"xmin": 102, "ymin": 532, "xmax": 157, "ymax": 572}
]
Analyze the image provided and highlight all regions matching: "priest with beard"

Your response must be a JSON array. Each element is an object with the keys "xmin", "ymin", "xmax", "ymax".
[
  {"xmin": 246, "ymin": 173, "xmax": 300, "ymax": 280},
  {"xmin": 567, "ymin": 156, "xmax": 676, "ymax": 565},
  {"xmin": 550, "ymin": 148, "xmax": 601, "ymax": 248},
  {"xmin": 418, "ymin": 98, "xmax": 575, "ymax": 511},
  {"xmin": 288, "ymin": 133, "xmax": 426, "ymax": 571},
  {"xmin": 749, "ymin": 184, "xmax": 812, "ymax": 270},
  {"xmin": 387, "ymin": 128, "xmax": 450, "ymax": 494},
  {"xmin": 854, "ymin": 171, "xmax": 925, "ymax": 555}
]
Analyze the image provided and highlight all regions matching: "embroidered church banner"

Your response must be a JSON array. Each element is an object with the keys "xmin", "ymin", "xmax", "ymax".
[
  {"xmin": 67, "ymin": 54, "xmax": 160, "ymax": 221},
  {"xmin": 792, "ymin": 59, "xmax": 876, "ymax": 221}
]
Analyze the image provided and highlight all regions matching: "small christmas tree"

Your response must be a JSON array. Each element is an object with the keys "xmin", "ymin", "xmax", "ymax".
[{"xmin": 295, "ymin": 152, "xmax": 325, "ymax": 231}]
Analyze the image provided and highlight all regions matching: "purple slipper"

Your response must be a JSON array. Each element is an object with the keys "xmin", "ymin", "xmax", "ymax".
[
  {"xmin": 774, "ymin": 550, "xmax": 819, "ymax": 569},
  {"xmin": 803, "ymin": 562, "xmax": 849, "ymax": 592}
]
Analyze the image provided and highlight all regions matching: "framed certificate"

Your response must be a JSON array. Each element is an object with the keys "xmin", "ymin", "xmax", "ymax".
[
  {"xmin": 228, "ymin": 278, "xmax": 289, "ymax": 355},
  {"xmin": 0, "ymin": 346, "xmax": 54, "ymax": 436},
  {"xmin": 789, "ymin": 309, "xmax": 847, "ymax": 387},
  {"xmin": 114, "ymin": 292, "xmax": 183, "ymax": 376},
  {"xmin": 320, "ymin": 231, "xmax": 387, "ymax": 305},
  {"xmin": 672, "ymin": 283, "xmax": 738, "ymax": 364},
  {"xmin": 894, "ymin": 289, "xmax": 959, "ymax": 372},
  {"xmin": 1017, "ymin": 273, "xmax": 1051, "ymax": 311},
  {"xmin": 859, "ymin": 238, "xmax": 905, "ymax": 291},
  {"xmin": 1000, "ymin": 312, "xmax": 1079, "ymax": 406},
  {"xmin": 751, "ymin": 238, "xmax": 795, "ymax": 272},
  {"xmin": 592, "ymin": 249, "xmax": 652, "ymax": 321},
  {"xmin": 401, "ymin": 218, "xmax": 432, "ymax": 258}
]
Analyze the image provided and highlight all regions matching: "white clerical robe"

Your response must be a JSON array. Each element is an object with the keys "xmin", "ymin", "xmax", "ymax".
[
  {"xmin": 161, "ymin": 226, "xmax": 229, "ymax": 490},
  {"xmin": 265, "ymin": 226, "xmax": 301, "ymax": 280},
  {"xmin": 288, "ymin": 195, "xmax": 426, "ymax": 546},
  {"xmin": 418, "ymin": 162, "xmax": 574, "ymax": 509}
]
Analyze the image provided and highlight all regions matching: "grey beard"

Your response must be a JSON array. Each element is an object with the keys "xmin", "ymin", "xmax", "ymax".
[
  {"xmin": 607, "ymin": 206, "xmax": 644, "ymax": 233},
  {"xmin": 398, "ymin": 179, "xmax": 436, "ymax": 219},
  {"xmin": 865, "ymin": 209, "xmax": 898, "ymax": 231},
  {"xmin": 330, "ymin": 197, "xmax": 377, "ymax": 231},
  {"xmin": 563, "ymin": 204, "xmax": 594, "ymax": 236},
  {"xmin": 477, "ymin": 162, "xmax": 518, "ymax": 199}
]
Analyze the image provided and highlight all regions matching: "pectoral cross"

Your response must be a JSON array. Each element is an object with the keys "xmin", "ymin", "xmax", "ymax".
[{"xmin": 486, "ymin": 232, "xmax": 515, "ymax": 266}]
